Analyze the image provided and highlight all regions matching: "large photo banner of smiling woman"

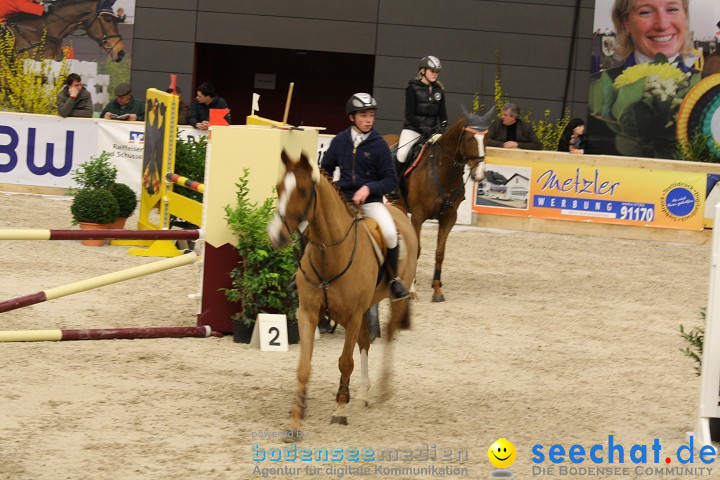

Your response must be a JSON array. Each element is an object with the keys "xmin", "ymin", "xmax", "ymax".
[{"xmin": 588, "ymin": 0, "xmax": 720, "ymax": 159}]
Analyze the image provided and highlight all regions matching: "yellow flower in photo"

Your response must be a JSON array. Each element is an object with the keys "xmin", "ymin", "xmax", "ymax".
[{"xmin": 613, "ymin": 63, "xmax": 685, "ymax": 88}]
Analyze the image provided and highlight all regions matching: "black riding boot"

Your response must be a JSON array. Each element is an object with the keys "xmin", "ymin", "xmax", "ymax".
[{"xmin": 386, "ymin": 245, "xmax": 409, "ymax": 301}]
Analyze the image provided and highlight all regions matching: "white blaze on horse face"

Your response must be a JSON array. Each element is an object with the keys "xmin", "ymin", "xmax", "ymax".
[
  {"xmin": 472, "ymin": 133, "xmax": 487, "ymax": 181},
  {"xmin": 268, "ymin": 172, "xmax": 297, "ymax": 244}
]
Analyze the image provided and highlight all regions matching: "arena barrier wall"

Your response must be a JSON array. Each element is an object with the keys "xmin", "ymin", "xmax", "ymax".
[{"xmin": 472, "ymin": 148, "xmax": 720, "ymax": 244}]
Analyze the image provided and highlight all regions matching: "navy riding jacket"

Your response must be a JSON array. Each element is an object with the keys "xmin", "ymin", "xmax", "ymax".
[{"xmin": 320, "ymin": 127, "xmax": 398, "ymax": 204}]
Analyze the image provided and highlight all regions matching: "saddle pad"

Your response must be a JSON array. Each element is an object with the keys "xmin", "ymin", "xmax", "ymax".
[{"xmin": 361, "ymin": 217, "xmax": 385, "ymax": 265}]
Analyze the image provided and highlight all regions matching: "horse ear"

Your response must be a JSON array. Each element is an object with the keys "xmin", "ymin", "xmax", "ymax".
[
  {"xmin": 281, "ymin": 149, "xmax": 292, "ymax": 167},
  {"xmin": 298, "ymin": 151, "xmax": 312, "ymax": 170}
]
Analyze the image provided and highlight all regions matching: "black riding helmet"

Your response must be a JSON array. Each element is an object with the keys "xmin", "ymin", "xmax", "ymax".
[
  {"xmin": 419, "ymin": 55, "xmax": 442, "ymax": 71},
  {"xmin": 346, "ymin": 93, "xmax": 378, "ymax": 116}
]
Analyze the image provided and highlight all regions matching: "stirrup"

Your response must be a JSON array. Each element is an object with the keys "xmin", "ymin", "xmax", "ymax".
[{"xmin": 389, "ymin": 278, "xmax": 410, "ymax": 301}]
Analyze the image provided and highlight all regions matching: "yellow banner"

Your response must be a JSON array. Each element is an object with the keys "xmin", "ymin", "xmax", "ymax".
[{"xmin": 473, "ymin": 157, "xmax": 705, "ymax": 230}]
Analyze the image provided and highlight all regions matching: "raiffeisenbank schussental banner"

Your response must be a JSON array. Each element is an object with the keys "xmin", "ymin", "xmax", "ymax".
[{"xmin": 473, "ymin": 156, "xmax": 705, "ymax": 231}]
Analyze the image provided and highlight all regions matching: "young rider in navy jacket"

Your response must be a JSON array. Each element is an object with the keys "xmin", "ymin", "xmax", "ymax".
[{"xmin": 320, "ymin": 93, "xmax": 409, "ymax": 301}]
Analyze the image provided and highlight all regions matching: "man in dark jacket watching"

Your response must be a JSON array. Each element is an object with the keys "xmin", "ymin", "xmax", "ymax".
[
  {"xmin": 188, "ymin": 82, "xmax": 231, "ymax": 130},
  {"xmin": 57, "ymin": 73, "xmax": 93, "ymax": 118},
  {"xmin": 486, "ymin": 102, "xmax": 542, "ymax": 150},
  {"xmin": 101, "ymin": 83, "xmax": 144, "ymax": 121}
]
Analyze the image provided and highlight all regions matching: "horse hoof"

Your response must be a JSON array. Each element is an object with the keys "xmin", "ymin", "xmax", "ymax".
[
  {"xmin": 330, "ymin": 416, "xmax": 348, "ymax": 425},
  {"xmin": 432, "ymin": 294, "xmax": 445, "ymax": 302}
]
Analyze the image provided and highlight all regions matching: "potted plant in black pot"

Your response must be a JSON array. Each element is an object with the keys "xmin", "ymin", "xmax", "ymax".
[{"xmin": 224, "ymin": 169, "xmax": 299, "ymax": 344}]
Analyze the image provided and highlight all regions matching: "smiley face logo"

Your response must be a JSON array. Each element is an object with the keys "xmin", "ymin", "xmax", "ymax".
[{"xmin": 488, "ymin": 438, "xmax": 516, "ymax": 469}]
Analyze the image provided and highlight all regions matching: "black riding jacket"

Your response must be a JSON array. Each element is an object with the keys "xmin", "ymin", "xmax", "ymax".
[{"xmin": 403, "ymin": 79, "xmax": 448, "ymax": 133}]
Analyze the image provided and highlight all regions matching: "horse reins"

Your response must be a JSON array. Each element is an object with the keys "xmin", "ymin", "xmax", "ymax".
[
  {"xmin": 279, "ymin": 179, "xmax": 365, "ymax": 324},
  {"xmin": 81, "ymin": 12, "xmax": 123, "ymax": 55}
]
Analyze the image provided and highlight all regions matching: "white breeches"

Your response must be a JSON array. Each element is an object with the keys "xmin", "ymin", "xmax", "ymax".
[
  {"xmin": 397, "ymin": 129, "xmax": 422, "ymax": 164},
  {"xmin": 361, "ymin": 202, "xmax": 398, "ymax": 249}
]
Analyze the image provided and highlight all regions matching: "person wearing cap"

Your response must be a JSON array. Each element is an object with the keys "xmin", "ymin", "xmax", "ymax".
[
  {"xmin": 57, "ymin": 73, "xmax": 93, "ymax": 118},
  {"xmin": 101, "ymin": 83, "xmax": 144, "ymax": 121},
  {"xmin": 396, "ymin": 55, "xmax": 448, "ymax": 170},
  {"xmin": 319, "ymin": 93, "xmax": 409, "ymax": 302}
]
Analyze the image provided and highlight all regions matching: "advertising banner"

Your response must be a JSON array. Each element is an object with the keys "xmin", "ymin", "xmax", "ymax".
[
  {"xmin": 0, "ymin": 114, "xmax": 97, "ymax": 189},
  {"xmin": 473, "ymin": 156, "xmax": 706, "ymax": 231},
  {"xmin": 589, "ymin": 0, "xmax": 720, "ymax": 159}
]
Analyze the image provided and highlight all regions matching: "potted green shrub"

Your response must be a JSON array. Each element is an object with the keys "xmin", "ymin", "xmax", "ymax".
[
  {"xmin": 71, "ymin": 151, "xmax": 117, "ymax": 190},
  {"xmin": 70, "ymin": 189, "xmax": 120, "ymax": 246},
  {"xmin": 69, "ymin": 151, "xmax": 120, "ymax": 245},
  {"xmin": 109, "ymin": 182, "xmax": 138, "ymax": 229},
  {"xmin": 224, "ymin": 169, "xmax": 299, "ymax": 343}
]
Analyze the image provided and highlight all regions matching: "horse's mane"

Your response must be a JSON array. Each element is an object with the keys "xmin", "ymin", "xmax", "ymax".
[
  {"xmin": 434, "ymin": 116, "xmax": 466, "ymax": 147},
  {"xmin": 317, "ymin": 170, "xmax": 357, "ymax": 217}
]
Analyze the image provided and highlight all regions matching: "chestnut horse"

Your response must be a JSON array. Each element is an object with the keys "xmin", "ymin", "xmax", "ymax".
[
  {"xmin": 268, "ymin": 151, "xmax": 418, "ymax": 435},
  {"xmin": 384, "ymin": 109, "xmax": 494, "ymax": 302},
  {"xmin": 5, "ymin": 0, "xmax": 125, "ymax": 61}
]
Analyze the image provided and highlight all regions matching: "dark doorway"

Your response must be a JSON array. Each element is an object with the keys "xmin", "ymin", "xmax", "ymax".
[{"xmin": 194, "ymin": 44, "xmax": 375, "ymax": 134}]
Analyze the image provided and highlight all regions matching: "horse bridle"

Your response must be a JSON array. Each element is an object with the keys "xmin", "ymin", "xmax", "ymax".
[
  {"xmin": 277, "ymin": 175, "xmax": 364, "ymax": 324},
  {"xmin": 424, "ymin": 125, "xmax": 486, "ymax": 219},
  {"xmin": 456, "ymin": 126, "xmax": 486, "ymax": 166},
  {"xmin": 81, "ymin": 12, "xmax": 123, "ymax": 54},
  {"xmin": 12, "ymin": 8, "xmax": 122, "ymax": 56}
]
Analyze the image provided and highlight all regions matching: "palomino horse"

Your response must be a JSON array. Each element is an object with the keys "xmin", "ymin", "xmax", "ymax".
[
  {"xmin": 5, "ymin": 0, "xmax": 125, "ymax": 61},
  {"xmin": 384, "ymin": 109, "xmax": 495, "ymax": 302},
  {"xmin": 268, "ymin": 151, "xmax": 418, "ymax": 434}
]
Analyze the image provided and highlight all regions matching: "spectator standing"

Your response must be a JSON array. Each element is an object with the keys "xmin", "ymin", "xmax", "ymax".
[
  {"xmin": 486, "ymin": 103, "xmax": 541, "ymax": 150},
  {"xmin": 57, "ymin": 73, "xmax": 93, "ymax": 118},
  {"xmin": 557, "ymin": 118, "xmax": 588, "ymax": 154},
  {"xmin": 166, "ymin": 87, "xmax": 189, "ymax": 125},
  {"xmin": 101, "ymin": 83, "xmax": 144, "ymax": 121},
  {"xmin": 189, "ymin": 82, "xmax": 231, "ymax": 130}
]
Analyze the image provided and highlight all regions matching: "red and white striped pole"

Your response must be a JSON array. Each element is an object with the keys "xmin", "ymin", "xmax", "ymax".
[
  {"xmin": 0, "ymin": 252, "xmax": 198, "ymax": 314},
  {"xmin": 0, "ymin": 229, "xmax": 202, "ymax": 241},
  {"xmin": 0, "ymin": 326, "xmax": 217, "ymax": 342}
]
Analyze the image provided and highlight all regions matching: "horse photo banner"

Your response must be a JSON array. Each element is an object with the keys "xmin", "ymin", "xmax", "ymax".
[
  {"xmin": 473, "ymin": 153, "xmax": 706, "ymax": 231},
  {"xmin": 589, "ymin": 0, "xmax": 720, "ymax": 159}
]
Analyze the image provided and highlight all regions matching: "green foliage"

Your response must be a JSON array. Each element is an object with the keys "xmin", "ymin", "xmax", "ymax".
[
  {"xmin": 0, "ymin": 30, "xmax": 69, "ymax": 114},
  {"xmin": 70, "ymin": 188, "xmax": 119, "ymax": 225},
  {"xmin": 588, "ymin": 56, "xmax": 701, "ymax": 158},
  {"xmin": 679, "ymin": 308, "xmax": 705, "ymax": 376},
  {"xmin": 173, "ymin": 134, "xmax": 207, "ymax": 203},
  {"xmin": 71, "ymin": 151, "xmax": 118, "ymax": 190},
  {"xmin": 110, "ymin": 182, "xmax": 138, "ymax": 218},
  {"xmin": 493, "ymin": 64, "xmax": 569, "ymax": 150},
  {"xmin": 531, "ymin": 109, "xmax": 571, "ymax": 151},
  {"xmin": 224, "ymin": 169, "xmax": 298, "ymax": 326},
  {"xmin": 675, "ymin": 132, "xmax": 720, "ymax": 164}
]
